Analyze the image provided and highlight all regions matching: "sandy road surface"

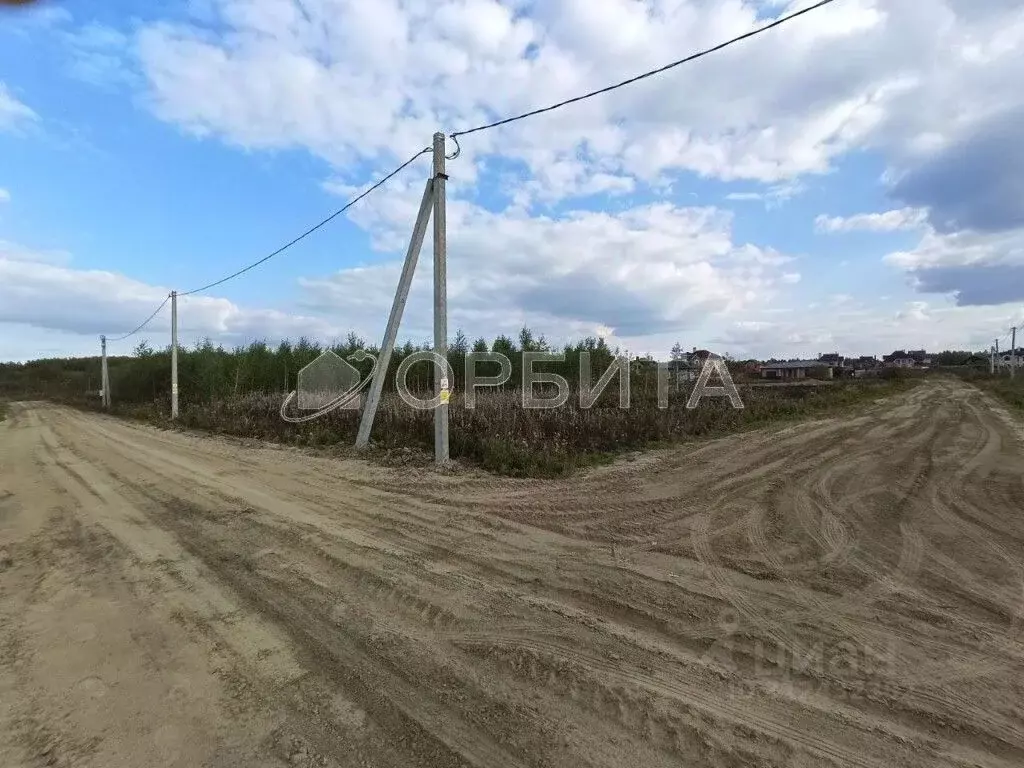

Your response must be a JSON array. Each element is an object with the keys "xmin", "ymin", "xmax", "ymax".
[{"xmin": 1, "ymin": 379, "xmax": 1023, "ymax": 767}]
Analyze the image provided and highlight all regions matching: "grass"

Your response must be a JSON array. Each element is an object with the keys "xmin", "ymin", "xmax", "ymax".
[
  {"xmin": 0, "ymin": 401, "xmax": 8, "ymax": 422},
  {"xmin": 953, "ymin": 369, "xmax": 1024, "ymax": 412},
  {"xmin": 95, "ymin": 376, "xmax": 914, "ymax": 477}
]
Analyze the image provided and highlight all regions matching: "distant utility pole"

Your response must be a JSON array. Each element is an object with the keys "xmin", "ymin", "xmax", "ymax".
[
  {"xmin": 171, "ymin": 290, "xmax": 179, "ymax": 419},
  {"xmin": 100, "ymin": 335, "xmax": 110, "ymax": 409},
  {"xmin": 991, "ymin": 341, "xmax": 996, "ymax": 375},
  {"xmin": 432, "ymin": 131, "xmax": 450, "ymax": 465},
  {"xmin": 1012, "ymin": 326, "xmax": 1018, "ymax": 380}
]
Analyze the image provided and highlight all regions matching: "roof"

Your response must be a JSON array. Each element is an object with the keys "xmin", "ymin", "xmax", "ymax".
[{"xmin": 761, "ymin": 359, "xmax": 831, "ymax": 370}]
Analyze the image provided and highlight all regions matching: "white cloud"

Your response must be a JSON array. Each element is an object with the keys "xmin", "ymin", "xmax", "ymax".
[
  {"xmin": 725, "ymin": 180, "xmax": 807, "ymax": 209},
  {"xmin": 0, "ymin": 234, "xmax": 1018, "ymax": 363},
  {"xmin": 303, "ymin": 179, "xmax": 798, "ymax": 341},
  {"xmin": 0, "ymin": 239, "xmax": 69, "ymax": 266},
  {"xmin": 7, "ymin": 0, "xmax": 1024, "ymax": 360},
  {"xmin": 0, "ymin": 189, "xmax": 10, "ymax": 204},
  {"xmin": 128, "ymin": 0, "xmax": 902, "ymax": 193},
  {"xmin": 883, "ymin": 227, "xmax": 1024, "ymax": 306},
  {"xmin": 709, "ymin": 297, "xmax": 1024, "ymax": 359},
  {"xmin": 0, "ymin": 242, "xmax": 352, "ymax": 359},
  {"xmin": 886, "ymin": 228, "xmax": 1024, "ymax": 271},
  {"xmin": 0, "ymin": 81, "xmax": 37, "ymax": 131},
  {"xmin": 815, "ymin": 208, "xmax": 927, "ymax": 233},
  {"xmin": 121, "ymin": 0, "xmax": 1024, "ymax": 240},
  {"xmin": 60, "ymin": 22, "xmax": 138, "ymax": 89}
]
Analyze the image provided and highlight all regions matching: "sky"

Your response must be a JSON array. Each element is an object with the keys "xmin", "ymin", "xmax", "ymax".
[{"xmin": 1, "ymin": 0, "xmax": 1023, "ymax": 363}]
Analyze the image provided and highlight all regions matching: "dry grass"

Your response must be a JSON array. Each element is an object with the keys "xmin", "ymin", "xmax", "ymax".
[{"xmin": 102, "ymin": 379, "xmax": 912, "ymax": 476}]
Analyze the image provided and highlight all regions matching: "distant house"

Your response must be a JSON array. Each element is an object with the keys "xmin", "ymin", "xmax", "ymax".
[
  {"xmin": 818, "ymin": 353, "xmax": 859, "ymax": 377},
  {"xmin": 666, "ymin": 356, "xmax": 700, "ymax": 382},
  {"xmin": 847, "ymin": 356, "xmax": 880, "ymax": 377},
  {"xmin": 760, "ymin": 360, "xmax": 834, "ymax": 380},
  {"xmin": 883, "ymin": 351, "xmax": 913, "ymax": 368},
  {"xmin": 854, "ymin": 355, "xmax": 879, "ymax": 369},
  {"xmin": 883, "ymin": 350, "xmax": 931, "ymax": 369},
  {"xmin": 997, "ymin": 350, "xmax": 1024, "ymax": 369}
]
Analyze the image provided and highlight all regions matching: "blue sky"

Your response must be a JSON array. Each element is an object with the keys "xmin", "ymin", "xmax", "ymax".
[{"xmin": 2, "ymin": 0, "xmax": 1022, "ymax": 362}]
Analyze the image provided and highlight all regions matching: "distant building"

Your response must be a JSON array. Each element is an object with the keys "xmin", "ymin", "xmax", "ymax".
[
  {"xmin": 882, "ymin": 350, "xmax": 931, "ymax": 368},
  {"xmin": 854, "ymin": 355, "xmax": 879, "ymax": 369},
  {"xmin": 760, "ymin": 360, "xmax": 834, "ymax": 380},
  {"xmin": 666, "ymin": 356, "xmax": 700, "ymax": 382},
  {"xmin": 997, "ymin": 350, "xmax": 1024, "ymax": 369}
]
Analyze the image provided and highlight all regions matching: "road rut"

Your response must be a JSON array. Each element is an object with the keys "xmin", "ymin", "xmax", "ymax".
[{"xmin": 1, "ymin": 379, "xmax": 1022, "ymax": 767}]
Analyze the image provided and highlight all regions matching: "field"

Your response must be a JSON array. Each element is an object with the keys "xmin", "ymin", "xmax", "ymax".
[
  {"xmin": 959, "ymin": 370, "xmax": 1024, "ymax": 413},
  {"xmin": 1, "ymin": 377, "xmax": 1023, "ymax": 767},
  {"xmin": 99, "ymin": 378, "xmax": 910, "ymax": 476},
  {"xmin": 0, "ymin": 339, "xmax": 912, "ymax": 476}
]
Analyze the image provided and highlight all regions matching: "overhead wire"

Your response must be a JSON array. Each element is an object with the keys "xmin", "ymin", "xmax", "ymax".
[
  {"xmin": 98, "ymin": 0, "xmax": 839, "ymax": 344},
  {"xmin": 106, "ymin": 293, "xmax": 171, "ymax": 342},
  {"xmin": 449, "ymin": 0, "xmax": 838, "ymax": 139},
  {"xmin": 179, "ymin": 146, "xmax": 432, "ymax": 296}
]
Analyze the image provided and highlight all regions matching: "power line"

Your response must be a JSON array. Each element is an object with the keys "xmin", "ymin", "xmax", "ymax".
[
  {"xmin": 450, "ymin": 0, "xmax": 837, "ymax": 139},
  {"xmin": 107, "ymin": 294, "xmax": 171, "ymax": 342},
  {"xmin": 180, "ymin": 146, "xmax": 432, "ymax": 297}
]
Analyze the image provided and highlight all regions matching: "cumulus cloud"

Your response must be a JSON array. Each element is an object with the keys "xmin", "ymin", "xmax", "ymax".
[
  {"xmin": 60, "ymin": 22, "xmax": 139, "ymax": 89},
  {"xmin": 130, "ymin": 0, "xmax": 898, "ymax": 193},
  {"xmin": 886, "ymin": 228, "xmax": 1024, "ymax": 305},
  {"xmin": 0, "ymin": 242, "xmax": 352, "ymax": 355},
  {"xmin": 0, "ymin": 81, "xmax": 37, "ymax": 131},
  {"xmin": 305, "ymin": 183, "xmax": 797, "ymax": 340},
  {"xmin": 126, "ymin": 0, "xmax": 1024, "ymax": 289},
  {"xmin": 125, "ymin": 0, "xmax": 1024, "ymax": 198},
  {"xmin": 7, "ymin": 0, "xmax": 1024, "ymax": 359},
  {"xmin": 888, "ymin": 105, "xmax": 1024, "ymax": 235},
  {"xmin": 815, "ymin": 208, "xmax": 927, "ymax": 233},
  {"xmin": 709, "ymin": 297, "xmax": 1023, "ymax": 359}
]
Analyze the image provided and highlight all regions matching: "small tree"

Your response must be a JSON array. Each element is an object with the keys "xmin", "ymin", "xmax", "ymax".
[
  {"xmin": 518, "ymin": 326, "xmax": 536, "ymax": 352},
  {"xmin": 133, "ymin": 340, "xmax": 153, "ymax": 358}
]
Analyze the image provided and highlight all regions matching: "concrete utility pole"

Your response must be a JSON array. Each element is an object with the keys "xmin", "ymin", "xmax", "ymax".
[
  {"xmin": 171, "ymin": 290, "xmax": 179, "ymax": 419},
  {"xmin": 100, "ymin": 335, "xmax": 110, "ymax": 409},
  {"xmin": 991, "ymin": 343, "xmax": 996, "ymax": 375},
  {"xmin": 355, "ymin": 177, "xmax": 435, "ymax": 450},
  {"xmin": 1012, "ymin": 326, "xmax": 1017, "ymax": 380},
  {"xmin": 432, "ymin": 131, "xmax": 450, "ymax": 465}
]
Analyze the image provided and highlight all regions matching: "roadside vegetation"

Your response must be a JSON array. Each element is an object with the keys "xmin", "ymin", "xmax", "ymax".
[
  {"xmin": 948, "ymin": 367, "xmax": 1024, "ymax": 412},
  {"xmin": 0, "ymin": 400, "xmax": 8, "ymax": 422},
  {"xmin": 0, "ymin": 329, "xmax": 916, "ymax": 476}
]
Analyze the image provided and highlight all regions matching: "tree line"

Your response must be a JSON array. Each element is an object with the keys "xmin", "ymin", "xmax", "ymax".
[{"xmin": 1, "ymin": 327, "xmax": 624, "ymax": 407}]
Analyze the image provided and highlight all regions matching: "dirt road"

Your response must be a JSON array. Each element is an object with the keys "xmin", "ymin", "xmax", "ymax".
[{"xmin": 1, "ymin": 379, "xmax": 1022, "ymax": 767}]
